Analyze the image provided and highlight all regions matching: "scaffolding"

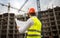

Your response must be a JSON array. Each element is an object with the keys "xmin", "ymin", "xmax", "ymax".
[
  {"xmin": 39, "ymin": 6, "xmax": 60, "ymax": 38},
  {"xmin": 0, "ymin": 13, "xmax": 25, "ymax": 38}
]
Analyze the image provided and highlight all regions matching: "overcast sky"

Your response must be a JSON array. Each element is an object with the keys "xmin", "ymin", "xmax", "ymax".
[{"xmin": 0, "ymin": 0, "xmax": 60, "ymax": 15}]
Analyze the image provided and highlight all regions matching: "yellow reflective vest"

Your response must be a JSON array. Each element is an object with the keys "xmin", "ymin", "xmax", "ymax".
[{"xmin": 27, "ymin": 16, "xmax": 42, "ymax": 38}]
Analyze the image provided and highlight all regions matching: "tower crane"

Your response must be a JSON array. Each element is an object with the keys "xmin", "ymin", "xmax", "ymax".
[
  {"xmin": 0, "ymin": 3, "xmax": 25, "ymax": 13},
  {"xmin": 18, "ymin": 0, "xmax": 28, "ymax": 12},
  {"xmin": 36, "ymin": 0, "xmax": 41, "ymax": 18},
  {"xmin": 36, "ymin": 0, "xmax": 41, "ymax": 11},
  {"xmin": 0, "ymin": 0, "xmax": 41, "ymax": 17}
]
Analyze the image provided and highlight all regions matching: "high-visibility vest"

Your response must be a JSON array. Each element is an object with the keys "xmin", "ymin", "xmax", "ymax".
[{"xmin": 27, "ymin": 16, "xmax": 42, "ymax": 37}]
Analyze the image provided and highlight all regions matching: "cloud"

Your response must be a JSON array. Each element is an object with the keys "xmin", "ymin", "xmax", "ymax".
[
  {"xmin": 48, "ymin": 0, "xmax": 60, "ymax": 8},
  {"xmin": 22, "ymin": 0, "xmax": 37, "ymax": 12},
  {"xmin": 0, "ymin": 0, "xmax": 38, "ymax": 15},
  {"xmin": 10, "ymin": 0, "xmax": 21, "ymax": 9},
  {"xmin": 41, "ymin": 5, "xmax": 47, "ymax": 11},
  {"xmin": 9, "ymin": 0, "xmax": 26, "ymax": 15},
  {"xmin": 41, "ymin": 0, "xmax": 60, "ymax": 11},
  {"xmin": 40, "ymin": 0, "xmax": 52, "ymax": 11},
  {"xmin": 0, "ymin": 0, "xmax": 9, "ymax": 14},
  {"xmin": 1, "ymin": 0, "xmax": 60, "ymax": 14}
]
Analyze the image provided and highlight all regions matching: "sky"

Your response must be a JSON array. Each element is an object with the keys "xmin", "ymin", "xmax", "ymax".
[{"xmin": 0, "ymin": 0, "xmax": 60, "ymax": 15}]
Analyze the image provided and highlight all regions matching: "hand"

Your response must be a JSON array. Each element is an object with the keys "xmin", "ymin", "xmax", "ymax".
[{"xmin": 17, "ymin": 26, "xmax": 20, "ymax": 29}]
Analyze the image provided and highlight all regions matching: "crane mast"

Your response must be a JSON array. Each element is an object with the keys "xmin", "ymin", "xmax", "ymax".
[
  {"xmin": 36, "ymin": 0, "xmax": 41, "ymax": 18},
  {"xmin": 37, "ymin": 0, "xmax": 41, "ymax": 11}
]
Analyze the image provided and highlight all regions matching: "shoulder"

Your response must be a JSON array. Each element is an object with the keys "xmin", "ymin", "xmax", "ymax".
[
  {"xmin": 27, "ymin": 18, "xmax": 34, "ymax": 24},
  {"xmin": 27, "ymin": 18, "xmax": 33, "ymax": 22}
]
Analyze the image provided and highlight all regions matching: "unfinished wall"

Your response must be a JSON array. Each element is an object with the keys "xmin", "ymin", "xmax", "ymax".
[
  {"xmin": 39, "ymin": 7, "xmax": 60, "ymax": 38},
  {"xmin": 0, "ymin": 13, "xmax": 22, "ymax": 38}
]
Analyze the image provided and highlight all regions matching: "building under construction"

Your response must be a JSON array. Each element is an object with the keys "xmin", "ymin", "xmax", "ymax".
[
  {"xmin": 0, "ymin": 6, "xmax": 60, "ymax": 38},
  {"xmin": 0, "ymin": 13, "xmax": 26, "ymax": 38},
  {"xmin": 39, "ymin": 6, "xmax": 60, "ymax": 38}
]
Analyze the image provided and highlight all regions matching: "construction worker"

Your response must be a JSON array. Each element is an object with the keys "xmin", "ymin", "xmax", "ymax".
[{"xmin": 15, "ymin": 8, "xmax": 42, "ymax": 38}]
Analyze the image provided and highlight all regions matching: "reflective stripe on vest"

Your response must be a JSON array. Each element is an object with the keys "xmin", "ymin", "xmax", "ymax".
[
  {"xmin": 28, "ymin": 29, "xmax": 41, "ymax": 33},
  {"xmin": 27, "ymin": 16, "xmax": 42, "ymax": 36}
]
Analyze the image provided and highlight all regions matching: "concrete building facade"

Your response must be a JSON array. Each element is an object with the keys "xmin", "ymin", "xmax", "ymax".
[
  {"xmin": 0, "ymin": 13, "xmax": 25, "ymax": 38},
  {"xmin": 38, "ymin": 6, "xmax": 60, "ymax": 38}
]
